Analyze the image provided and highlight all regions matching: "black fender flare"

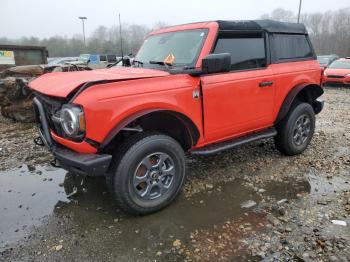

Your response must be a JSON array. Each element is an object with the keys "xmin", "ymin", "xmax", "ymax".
[
  {"xmin": 275, "ymin": 83, "xmax": 324, "ymax": 124},
  {"xmin": 100, "ymin": 109, "xmax": 200, "ymax": 150}
]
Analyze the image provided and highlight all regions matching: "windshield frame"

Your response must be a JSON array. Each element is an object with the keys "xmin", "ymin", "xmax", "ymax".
[{"xmin": 134, "ymin": 28, "xmax": 209, "ymax": 69}]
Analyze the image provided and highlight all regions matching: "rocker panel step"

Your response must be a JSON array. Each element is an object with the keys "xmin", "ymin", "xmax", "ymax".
[{"xmin": 191, "ymin": 127, "xmax": 277, "ymax": 156}]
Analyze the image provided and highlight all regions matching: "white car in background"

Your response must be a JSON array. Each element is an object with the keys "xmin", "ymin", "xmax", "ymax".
[{"xmin": 47, "ymin": 57, "xmax": 78, "ymax": 66}]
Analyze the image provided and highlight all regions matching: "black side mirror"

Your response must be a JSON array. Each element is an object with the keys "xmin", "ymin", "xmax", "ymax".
[{"xmin": 202, "ymin": 53, "xmax": 231, "ymax": 74}]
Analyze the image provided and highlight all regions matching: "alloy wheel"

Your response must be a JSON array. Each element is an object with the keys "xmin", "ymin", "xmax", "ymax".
[{"xmin": 133, "ymin": 152, "xmax": 175, "ymax": 200}]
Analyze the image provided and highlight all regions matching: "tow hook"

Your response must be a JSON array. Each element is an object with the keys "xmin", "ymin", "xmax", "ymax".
[
  {"xmin": 50, "ymin": 158, "xmax": 61, "ymax": 168},
  {"xmin": 34, "ymin": 136, "xmax": 45, "ymax": 146}
]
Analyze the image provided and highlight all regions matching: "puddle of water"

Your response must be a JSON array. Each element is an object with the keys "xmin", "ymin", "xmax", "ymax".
[
  {"xmin": 262, "ymin": 173, "xmax": 350, "ymax": 202},
  {"xmin": 264, "ymin": 177, "xmax": 311, "ymax": 200},
  {"xmin": 52, "ymin": 177, "xmax": 260, "ymax": 256},
  {"xmin": 51, "ymin": 175, "xmax": 312, "ymax": 260},
  {"xmin": 308, "ymin": 174, "xmax": 350, "ymax": 196},
  {"xmin": 0, "ymin": 165, "xmax": 69, "ymax": 248},
  {"xmin": 0, "ymin": 164, "xmax": 313, "ymax": 260}
]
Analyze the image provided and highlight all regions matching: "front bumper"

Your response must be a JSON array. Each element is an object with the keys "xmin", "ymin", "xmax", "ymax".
[
  {"xmin": 33, "ymin": 97, "xmax": 112, "ymax": 176},
  {"xmin": 323, "ymin": 76, "xmax": 350, "ymax": 86},
  {"xmin": 53, "ymin": 146, "xmax": 112, "ymax": 176}
]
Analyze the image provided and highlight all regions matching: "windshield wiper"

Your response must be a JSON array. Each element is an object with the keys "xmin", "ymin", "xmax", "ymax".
[
  {"xmin": 149, "ymin": 60, "xmax": 167, "ymax": 65},
  {"xmin": 133, "ymin": 59, "xmax": 144, "ymax": 66},
  {"xmin": 149, "ymin": 60, "xmax": 173, "ymax": 69},
  {"xmin": 107, "ymin": 58, "xmax": 123, "ymax": 68}
]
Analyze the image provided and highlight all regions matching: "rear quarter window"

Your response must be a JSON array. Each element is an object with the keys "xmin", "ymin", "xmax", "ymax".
[{"xmin": 272, "ymin": 34, "xmax": 313, "ymax": 61}]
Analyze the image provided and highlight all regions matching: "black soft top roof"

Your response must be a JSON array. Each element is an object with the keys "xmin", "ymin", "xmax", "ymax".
[{"xmin": 217, "ymin": 20, "xmax": 307, "ymax": 34}]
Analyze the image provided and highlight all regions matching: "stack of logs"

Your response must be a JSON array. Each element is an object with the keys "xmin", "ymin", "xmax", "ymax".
[{"xmin": 0, "ymin": 64, "xmax": 91, "ymax": 122}]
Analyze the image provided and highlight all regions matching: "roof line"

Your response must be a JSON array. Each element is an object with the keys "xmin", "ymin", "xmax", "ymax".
[{"xmin": 150, "ymin": 19, "xmax": 307, "ymax": 35}]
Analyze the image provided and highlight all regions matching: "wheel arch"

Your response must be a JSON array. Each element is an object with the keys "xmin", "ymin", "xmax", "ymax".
[
  {"xmin": 275, "ymin": 83, "xmax": 324, "ymax": 124},
  {"xmin": 100, "ymin": 109, "xmax": 201, "ymax": 152}
]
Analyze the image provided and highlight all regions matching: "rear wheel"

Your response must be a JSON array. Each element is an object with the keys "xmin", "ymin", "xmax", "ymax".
[
  {"xmin": 274, "ymin": 102, "xmax": 315, "ymax": 156},
  {"xmin": 107, "ymin": 132, "xmax": 186, "ymax": 215}
]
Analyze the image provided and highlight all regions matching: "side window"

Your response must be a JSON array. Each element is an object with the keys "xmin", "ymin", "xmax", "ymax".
[
  {"xmin": 107, "ymin": 55, "xmax": 117, "ymax": 63},
  {"xmin": 273, "ymin": 34, "xmax": 313, "ymax": 61},
  {"xmin": 213, "ymin": 32, "xmax": 267, "ymax": 71},
  {"xmin": 99, "ymin": 55, "xmax": 107, "ymax": 62}
]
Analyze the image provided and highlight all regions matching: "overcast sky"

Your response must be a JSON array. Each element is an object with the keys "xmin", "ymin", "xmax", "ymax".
[{"xmin": 1, "ymin": 0, "xmax": 349, "ymax": 39}]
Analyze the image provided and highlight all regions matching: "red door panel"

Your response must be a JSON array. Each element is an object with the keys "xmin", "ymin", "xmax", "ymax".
[{"xmin": 201, "ymin": 67, "xmax": 275, "ymax": 143}]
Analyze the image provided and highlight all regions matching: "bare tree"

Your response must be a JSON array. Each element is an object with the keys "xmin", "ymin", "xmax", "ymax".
[
  {"xmin": 262, "ymin": 8, "xmax": 350, "ymax": 56},
  {"xmin": 1, "ymin": 9, "xmax": 350, "ymax": 58},
  {"xmin": 261, "ymin": 8, "xmax": 296, "ymax": 23},
  {"xmin": 0, "ymin": 23, "xmax": 153, "ymax": 57}
]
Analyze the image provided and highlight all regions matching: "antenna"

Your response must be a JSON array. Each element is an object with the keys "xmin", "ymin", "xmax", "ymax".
[
  {"xmin": 118, "ymin": 13, "xmax": 124, "ymax": 63},
  {"xmin": 297, "ymin": 0, "xmax": 302, "ymax": 23}
]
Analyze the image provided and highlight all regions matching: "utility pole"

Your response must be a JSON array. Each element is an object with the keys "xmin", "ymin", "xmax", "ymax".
[
  {"xmin": 297, "ymin": 0, "xmax": 302, "ymax": 23},
  {"xmin": 78, "ymin": 16, "xmax": 87, "ymax": 46},
  {"xmin": 118, "ymin": 13, "xmax": 124, "ymax": 59}
]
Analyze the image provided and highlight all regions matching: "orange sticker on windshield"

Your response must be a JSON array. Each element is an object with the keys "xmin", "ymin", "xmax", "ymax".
[{"xmin": 164, "ymin": 53, "xmax": 175, "ymax": 65}]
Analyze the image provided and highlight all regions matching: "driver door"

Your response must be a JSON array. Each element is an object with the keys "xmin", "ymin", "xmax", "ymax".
[{"xmin": 201, "ymin": 31, "xmax": 276, "ymax": 143}]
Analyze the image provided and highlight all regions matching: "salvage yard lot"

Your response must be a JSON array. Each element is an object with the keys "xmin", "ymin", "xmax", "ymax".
[{"xmin": 1, "ymin": 87, "xmax": 350, "ymax": 261}]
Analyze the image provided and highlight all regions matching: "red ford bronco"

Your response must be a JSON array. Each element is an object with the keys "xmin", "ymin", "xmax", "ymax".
[{"xmin": 30, "ymin": 20, "xmax": 323, "ymax": 215}]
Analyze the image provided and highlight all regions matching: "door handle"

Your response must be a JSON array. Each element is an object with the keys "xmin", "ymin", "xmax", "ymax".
[{"xmin": 259, "ymin": 81, "xmax": 274, "ymax": 87}]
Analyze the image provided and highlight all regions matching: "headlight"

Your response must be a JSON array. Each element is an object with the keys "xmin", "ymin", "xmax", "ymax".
[
  {"xmin": 346, "ymin": 74, "xmax": 350, "ymax": 78},
  {"xmin": 323, "ymin": 72, "xmax": 328, "ymax": 76},
  {"xmin": 60, "ymin": 105, "xmax": 85, "ymax": 138}
]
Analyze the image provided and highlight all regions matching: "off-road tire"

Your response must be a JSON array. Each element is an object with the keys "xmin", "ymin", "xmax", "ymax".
[
  {"xmin": 274, "ymin": 102, "xmax": 315, "ymax": 156},
  {"xmin": 106, "ymin": 132, "xmax": 186, "ymax": 215}
]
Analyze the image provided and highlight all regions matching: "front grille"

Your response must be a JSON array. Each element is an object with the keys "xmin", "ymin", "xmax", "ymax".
[
  {"xmin": 34, "ymin": 93, "xmax": 65, "ymax": 136},
  {"xmin": 327, "ymin": 75, "xmax": 345, "ymax": 79},
  {"xmin": 323, "ymin": 82, "xmax": 350, "ymax": 87}
]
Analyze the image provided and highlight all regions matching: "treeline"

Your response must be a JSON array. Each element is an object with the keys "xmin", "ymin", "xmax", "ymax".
[
  {"xmin": 0, "ymin": 8, "xmax": 349, "ymax": 58},
  {"xmin": 0, "ymin": 22, "xmax": 166, "ymax": 57},
  {"xmin": 262, "ymin": 7, "xmax": 350, "ymax": 57}
]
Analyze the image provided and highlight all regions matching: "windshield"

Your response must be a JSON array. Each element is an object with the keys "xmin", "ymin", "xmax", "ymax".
[
  {"xmin": 79, "ymin": 54, "xmax": 90, "ymax": 62},
  {"xmin": 317, "ymin": 56, "xmax": 330, "ymax": 65},
  {"xmin": 329, "ymin": 60, "xmax": 350, "ymax": 69},
  {"xmin": 135, "ymin": 29, "xmax": 208, "ymax": 67}
]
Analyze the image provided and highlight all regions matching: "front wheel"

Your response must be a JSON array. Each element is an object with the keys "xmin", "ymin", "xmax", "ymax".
[
  {"xmin": 274, "ymin": 102, "xmax": 315, "ymax": 156},
  {"xmin": 107, "ymin": 132, "xmax": 186, "ymax": 215}
]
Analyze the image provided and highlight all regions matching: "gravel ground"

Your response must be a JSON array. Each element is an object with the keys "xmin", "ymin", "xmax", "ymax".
[
  {"xmin": 0, "ymin": 88, "xmax": 350, "ymax": 261},
  {"xmin": 0, "ymin": 116, "xmax": 50, "ymax": 171}
]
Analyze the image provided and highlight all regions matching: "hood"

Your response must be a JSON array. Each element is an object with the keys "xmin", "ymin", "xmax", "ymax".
[
  {"xmin": 324, "ymin": 68, "xmax": 350, "ymax": 76},
  {"xmin": 28, "ymin": 67, "xmax": 170, "ymax": 98}
]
